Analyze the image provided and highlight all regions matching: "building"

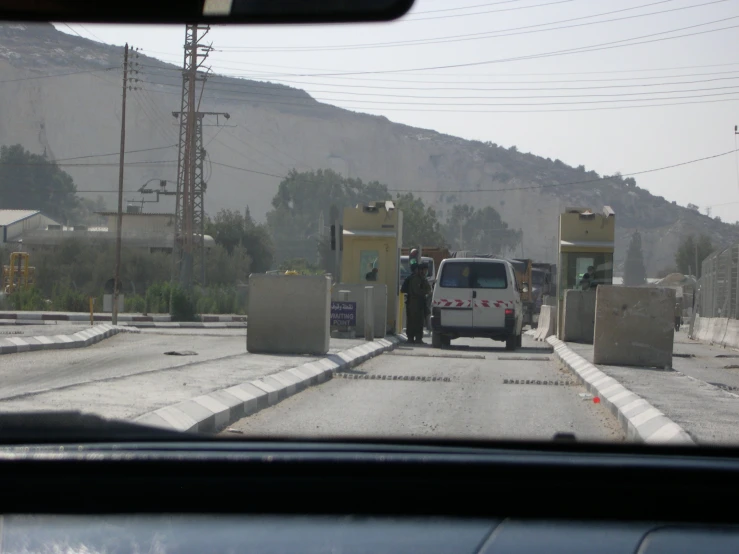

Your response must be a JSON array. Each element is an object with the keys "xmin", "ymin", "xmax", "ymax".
[
  {"xmin": 0, "ymin": 210, "xmax": 60, "ymax": 245},
  {"xmin": 18, "ymin": 210, "xmax": 214, "ymax": 254}
]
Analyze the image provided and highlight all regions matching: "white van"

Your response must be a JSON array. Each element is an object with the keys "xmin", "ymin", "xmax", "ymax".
[{"xmin": 430, "ymin": 258, "xmax": 523, "ymax": 350}]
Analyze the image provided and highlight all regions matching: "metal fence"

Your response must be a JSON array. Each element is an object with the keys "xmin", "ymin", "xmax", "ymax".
[{"xmin": 699, "ymin": 243, "xmax": 739, "ymax": 319}]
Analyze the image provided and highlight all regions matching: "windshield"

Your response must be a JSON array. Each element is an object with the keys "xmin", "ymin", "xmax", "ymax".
[{"xmin": 0, "ymin": 2, "xmax": 733, "ymax": 449}]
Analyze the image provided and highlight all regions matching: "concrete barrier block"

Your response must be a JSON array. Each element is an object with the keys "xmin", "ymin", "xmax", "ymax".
[
  {"xmin": 593, "ymin": 286, "xmax": 675, "ymax": 368},
  {"xmin": 247, "ymin": 274, "xmax": 331, "ymax": 355},
  {"xmin": 332, "ymin": 283, "xmax": 387, "ymax": 338},
  {"xmin": 711, "ymin": 317, "xmax": 730, "ymax": 345},
  {"xmin": 562, "ymin": 290, "xmax": 596, "ymax": 344},
  {"xmin": 534, "ymin": 304, "xmax": 556, "ymax": 341}
]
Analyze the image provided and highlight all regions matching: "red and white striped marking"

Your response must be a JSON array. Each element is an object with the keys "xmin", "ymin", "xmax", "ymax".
[
  {"xmin": 476, "ymin": 300, "xmax": 513, "ymax": 308},
  {"xmin": 433, "ymin": 299, "xmax": 471, "ymax": 308}
]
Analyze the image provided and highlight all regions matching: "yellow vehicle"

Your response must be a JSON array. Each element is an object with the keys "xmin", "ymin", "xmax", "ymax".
[{"xmin": 2, "ymin": 252, "xmax": 35, "ymax": 294}]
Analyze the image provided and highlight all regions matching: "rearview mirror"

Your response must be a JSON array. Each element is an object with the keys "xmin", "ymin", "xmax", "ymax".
[{"xmin": 0, "ymin": 0, "xmax": 415, "ymax": 23}]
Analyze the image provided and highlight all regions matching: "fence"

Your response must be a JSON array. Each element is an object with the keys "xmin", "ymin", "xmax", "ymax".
[{"xmin": 699, "ymin": 243, "xmax": 739, "ymax": 319}]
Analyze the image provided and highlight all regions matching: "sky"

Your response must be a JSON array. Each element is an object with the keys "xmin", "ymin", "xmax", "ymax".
[{"xmin": 54, "ymin": 0, "xmax": 739, "ymax": 222}]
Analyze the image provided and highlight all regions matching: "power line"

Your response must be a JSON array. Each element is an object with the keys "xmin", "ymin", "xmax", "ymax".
[
  {"xmin": 209, "ymin": 160, "xmax": 284, "ymax": 178},
  {"xmin": 409, "ymin": 0, "xmax": 526, "ymax": 15},
  {"xmin": 146, "ymin": 76, "xmax": 739, "ymax": 105},
  {"xmin": 151, "ymin": 73, "xmax": 739, "ymax": 99},
  {"xmin": 76, "ymin": 24, "xmax": 105, "ymax": 43},
  {"xmin": 0, "ymin": 67, "xmax": 115, "ymax": 84},
  {"xmin": 0, "ymin": 160, "xmax": 177, "ymax": 168},
  {"xmin": 330, "ymin": 95, "xmax": 739, "ymax": 113},
  {"xmin": 206, "ymin": 70, "xmax": 739, "ymax": 91},
  {"xmin": 386, "ymin": 148, "xmax": 739, "ymax": 194},
  {"xmin": 54, "ymin": 144, "xmax": 177, "ymax": 162},
  {"xmin": 233, "ymin": 17, "xmax": 739, "ymax": 78},
  {"xmin": 140, "ymin": 84, "xmax": 739, "ymax": 113},
  {"xmin": 398, "ymin": 0, "xmax": 575, "ymax": 22},
  {"xmin": 61, "ymin": 23, "xmax": 85, "ymax": 39},
  {"xmin": 216, "ymin": 0, "xmax": 698, "ymax": 53},
  {"xmin": 143, "ymin": 60, "xmax": 739, "ymax": 84}
]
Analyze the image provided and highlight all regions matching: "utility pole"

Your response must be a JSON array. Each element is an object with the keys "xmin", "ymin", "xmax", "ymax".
[
  {"xmin": 172, "ymin": 24, "xmax": 211, "ymax": 295},
  {"xmin": 172, "ymin": 110, "xmax": 229, "ymax": 286},
  {"xmin": 112, "ymin": 44, "xmax": 135, "ymax": 326},
  {"xmin": 112, "ymin": 44, "xmax": 140, "ymax": 324},
  {"xmin": 695, "ymin": 241, "xmax": 699, "ymax": 279}
]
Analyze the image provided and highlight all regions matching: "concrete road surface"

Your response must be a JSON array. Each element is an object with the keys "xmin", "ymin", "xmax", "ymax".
[
  {"xmin": 223, "ymin": 336, "xmax": 624, "ymax": 442},
  {"xmin": 0, "ymin": 329, "xmax": 369, "ymax": 421},
  {"xmin": 0, "ymin": 330, "xmax": 251, "ymax": 401}
]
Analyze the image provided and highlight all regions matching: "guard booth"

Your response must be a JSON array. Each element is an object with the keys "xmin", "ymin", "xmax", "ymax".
[
  {"xmin": 556, "ymin": 206, "xmax": 615, "ymax": 339},
  {"xmin": 340, "ymin": 200, "xmax": 403, "ymax": 334}
]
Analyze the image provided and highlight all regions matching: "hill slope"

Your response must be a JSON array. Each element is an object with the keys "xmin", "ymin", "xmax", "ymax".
[{"xmin": 1, "ymin": 23, "xmax": 737, "ymax": 275}]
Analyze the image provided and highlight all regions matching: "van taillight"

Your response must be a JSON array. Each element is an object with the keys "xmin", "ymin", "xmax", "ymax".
[{"xmin": 505, "ymin": 308, "xmax": 514, "ymax": 316}]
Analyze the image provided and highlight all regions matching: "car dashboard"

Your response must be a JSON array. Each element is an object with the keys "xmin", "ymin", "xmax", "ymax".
[{"xmin": 1, "ymin": 440, "xmax": 739, "ymax": 553}]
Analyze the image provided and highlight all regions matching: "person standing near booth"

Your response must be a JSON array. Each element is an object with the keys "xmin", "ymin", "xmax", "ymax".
[{"xmin": 407, "ymin": 262, "xmax": 431, "ymax": 344}]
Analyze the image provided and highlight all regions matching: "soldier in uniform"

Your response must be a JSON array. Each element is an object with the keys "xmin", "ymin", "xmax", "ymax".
[{"xmin": 407, "ymin": 262, "xmax": 431, "ymax": 344}]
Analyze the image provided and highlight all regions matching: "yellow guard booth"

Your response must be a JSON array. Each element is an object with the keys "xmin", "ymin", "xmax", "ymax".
[
  {"xmin": 341, "ymin": 201, "xmax": 403, "ymax": 334},
  {"xmin": 556, "ymin": 206, "xmax": 615, "ymax": 338}
]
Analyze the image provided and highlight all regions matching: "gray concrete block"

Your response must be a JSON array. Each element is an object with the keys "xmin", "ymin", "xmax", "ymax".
[
  {"xmin": 331, "ymin": 283, "xmax": 388, "ymax": 337},
  {"xmin": 548, "ymin": 335, "xmax": 694, "ymax": 445},
  {"xmin": 135, "ymin": 411, "xmax": 176, "ymax": 431},
  {"xmin": 247, "ymin": 274, "xmax": 331, "ymax": 355},
  {"xmin": 593, "ymin": 286, "xmax": 675, "ymax": 368},
  {"xmin": 250, "ymin": 379, "xmax": 280, "ymax": 405},
  {"xmin": 208, "ymin": 389, "xmax": 249, "ymax": 421},
  {"xmin": 176, "ymin": 399, "xmax": 219, "ymax": 433},
  {"xmin": 562, "ymin": 290, "xmax": 596, "ymax": 343},
  {"xmin": 148, "ymin": 406, "xmax": 199, "ymax": 432}
]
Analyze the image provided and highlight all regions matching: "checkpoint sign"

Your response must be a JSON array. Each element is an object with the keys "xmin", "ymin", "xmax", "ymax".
[{"xmin": 331, "ymin": 301, "xmax": 356, "ymax": 327}]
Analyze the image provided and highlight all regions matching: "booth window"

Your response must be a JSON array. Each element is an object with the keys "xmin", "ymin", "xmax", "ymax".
[{"xmin": 360, "ymin": 250, "xmax": 380, "ymax": 282}]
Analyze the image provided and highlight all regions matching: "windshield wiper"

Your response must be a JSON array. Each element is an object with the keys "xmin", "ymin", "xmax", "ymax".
[{"xmin": 0, "ymin": 411, "xmax": 202, "ymax": 444}]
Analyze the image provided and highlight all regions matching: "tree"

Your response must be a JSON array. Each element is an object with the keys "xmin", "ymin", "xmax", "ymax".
[
  {"xmin": 442, "ymin": 204, "xmax": 521, "ymax": 254},
  {"xmin": 266, "ymin": 169, "xmax": 391, "ymax": 265},
  {"xmin": 205, "ymin": 209, "xmax": 274, "ymax": 273},
  {"xmin": 394, "ymin": 193, "xmax": 446, "ymax": 247},
  {"xmin": 0, "ymin": 144, "xmax": 79, "ymax": 223},
  {"xmin": 675, "ymin": 234, "xmax": 713, "ymax": 277},
  {"xmin": 623, "ymin": 231, "xmax": 647, "ymax": 285}
]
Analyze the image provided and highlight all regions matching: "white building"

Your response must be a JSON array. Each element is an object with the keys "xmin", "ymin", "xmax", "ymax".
[
  {"xmin": 0, "ymin": 210, "xmax": 61, "ymax": 245},
  {"xmin": 20, "ymin": 211, "xmax": 214, "ymax": 253}
]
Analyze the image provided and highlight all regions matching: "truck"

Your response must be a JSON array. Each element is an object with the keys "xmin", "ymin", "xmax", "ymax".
[
  {"xmin": 400, "ymin": 247, "xmax": 451, "ymax": 279},
  {"xmin": 531, "ymin": 262, "xmax": 557, "ymax": 318}
]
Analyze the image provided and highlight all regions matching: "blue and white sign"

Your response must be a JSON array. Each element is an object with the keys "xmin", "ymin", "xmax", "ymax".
[{"xmin": 331, "ymin": 301, "xmax": 356, "ymax": 327}]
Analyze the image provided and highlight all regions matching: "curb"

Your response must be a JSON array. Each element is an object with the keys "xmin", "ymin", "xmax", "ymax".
[
  {"xmin": 134, "ymin": 335, "xmax": 404, "ymax": 434},
  {"xmin": 0, "ymin": 313, "xmax": 246, "ymax": 323},
  {"xmin": 119, "ymin": 322, "xmax": 247, "ymax": 329},
  {"xmin": 547, "ymin": 336, "xmax": 695, "ymax": 445},
  {"xmin": 0, "ymin": 324, "xmax": 139, "ymax": 356}
]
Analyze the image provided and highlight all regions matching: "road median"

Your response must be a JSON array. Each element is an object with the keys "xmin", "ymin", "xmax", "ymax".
[
  {"xmin": 135, "ymin": 335, "xmax": 404, "ymax": 433},
  {"xmin": 0, "ymin": 324, "xmax": 138, "ymax": 355},
  {"xmin": 547, "ymin": 336, "xmax": 694, "ymax": 445}
]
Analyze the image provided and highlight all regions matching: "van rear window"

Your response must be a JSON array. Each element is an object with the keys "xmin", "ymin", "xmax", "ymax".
[
  {"xmin": 439, "ymin": 263, "xmax": 472, "ymax": 288},
  {"xmin": 474, "ymin": 262, "xmax": 507, "ymax": 289}
]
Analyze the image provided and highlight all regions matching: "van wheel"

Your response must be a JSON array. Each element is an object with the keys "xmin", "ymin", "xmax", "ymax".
[
  {"xmin": 505, "ymin": 334, "xmax": 517, "ymax": 351},
  {"xmin": 441, "ymin": 335, "xmax": 451, "ymax": 347},
  {"xmin": 432, "ymin": 332, "xmax": 442, "ymax": 348}
]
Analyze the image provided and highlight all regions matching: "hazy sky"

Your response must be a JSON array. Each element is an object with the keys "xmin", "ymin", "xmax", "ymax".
[{"xmin": 55, "ymin": 0, "xmax": 739, "ymax": 222}]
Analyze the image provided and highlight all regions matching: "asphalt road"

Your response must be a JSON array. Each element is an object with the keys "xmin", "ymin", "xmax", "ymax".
[
  {"xmin": 0, "ymin": 329, "xmax": 251, "ymax": 401},
  {"xmin": 224, "ymin": 336, "xmax": 625, "ymax": 443},
  {"xmin": 0, "ymin": 329, "xmax": 370, "ymax": 421}
]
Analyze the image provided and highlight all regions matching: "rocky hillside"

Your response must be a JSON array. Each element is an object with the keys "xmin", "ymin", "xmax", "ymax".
[{"xmin": 1, "ymin": 22, "xmax": 737, "ymax": 275}]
